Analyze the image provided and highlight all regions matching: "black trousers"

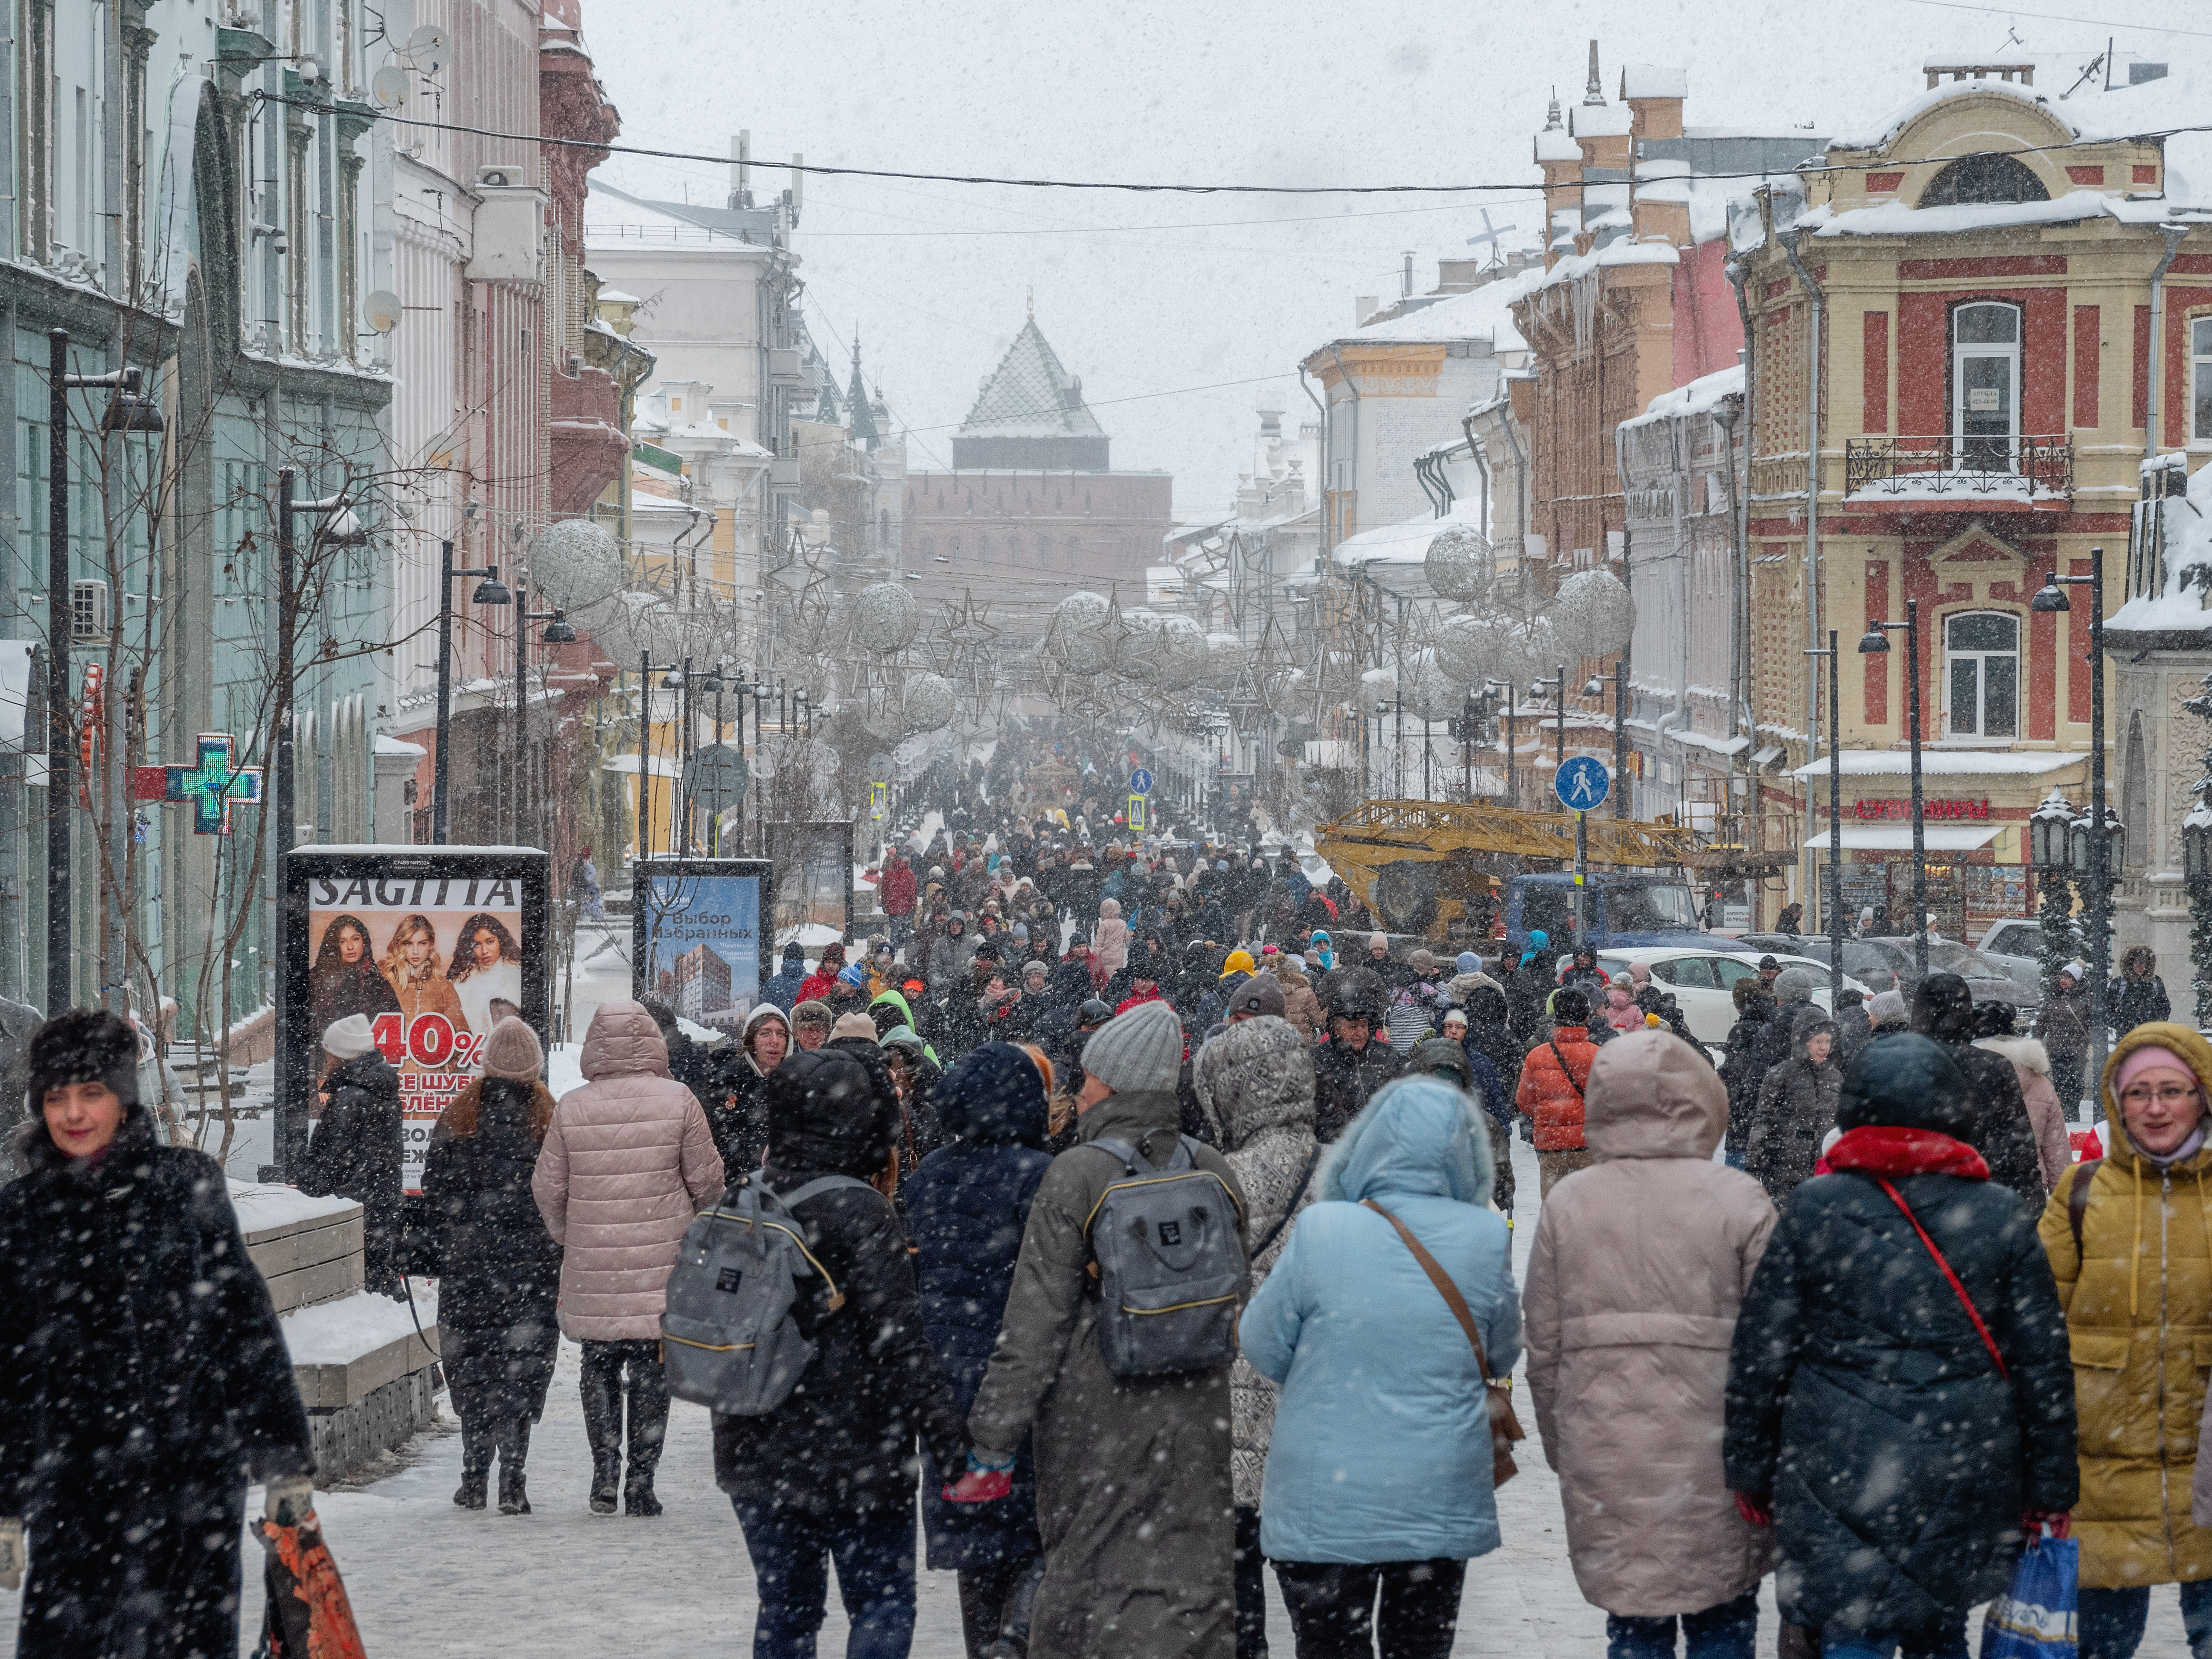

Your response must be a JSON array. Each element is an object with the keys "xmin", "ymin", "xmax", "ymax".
[
  {"xmin": 579, "ymin": 1337, "xmax": 669, "ymax": 1484},
  {"xmin": 1273, "ymin": 1557, "xmax": 1467, "ymax": 1659},
  {"xmin": 956, "ymin": 1555, "xmax": 1038, "ymax": 1659},
  {"xmin": 1235, "ymin": 1505, "xmax": 1271, "ymax": 1659},
  {"xmin": 19, "ymin": 1478, "xmax": 246, "ymax": 1659}
]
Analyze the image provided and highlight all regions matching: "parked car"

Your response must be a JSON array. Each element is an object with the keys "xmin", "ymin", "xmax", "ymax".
[
  {"xmin": 1590, "ymin": 947, "xmax": 1873, "ymax": 1047},
  {"xmin": 1978, "ymin": 916, "xmax": 2084, "ymax": 963},
  {"xmin": 1503, "ymin": 872, "xmax": 1711, "ymax": 955},
  {"xmin": 1745, "ymin": 934, "xmax": 2039, "ymax": 1013}
]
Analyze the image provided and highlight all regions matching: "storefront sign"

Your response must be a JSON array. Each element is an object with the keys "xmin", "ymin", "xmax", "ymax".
[
  {"xmin": 1853, "ymin": 798, "xmax": 1990, "ymax": 821},
  {"xmin": 283, "ymin": 847, "xmax": 550, "ymax": 1193}
]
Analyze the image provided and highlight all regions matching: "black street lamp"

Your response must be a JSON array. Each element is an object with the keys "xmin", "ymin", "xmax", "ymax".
[
  {"xmin": 45, "ymin": 329, "xmax": 169, "ymax": 1015},
  {"xmin": 1807, "ymin": 630, "xmax": 1843, "ymax": 1007},
  {"xmin": 2032, "ymin": 548, "xmax": 2116, "ymax": 1100},
  {"xmin": 433, "ymin": 540, "xmax": 511, "ymax": 844},
  {"xmin": 511, "ymin": 578, "xmax": 569, "ymax": 847},
  {"xmin": 1582, "ymin": 668, "xmax": 1630, "ymax": 819},
  {"xmin": 1858, "ymin": 599, "xmax": 1927, "ymax": 980}
]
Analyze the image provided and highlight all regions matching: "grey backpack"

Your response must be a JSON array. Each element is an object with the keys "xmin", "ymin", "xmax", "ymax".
[
  {"xmin": 1085, "ymin": 1133, "xmax": 1249, "ymax": 1376},
  {"xmin": 661, "ymin": 1173, "xmax": 867, "ymax": 1416}
]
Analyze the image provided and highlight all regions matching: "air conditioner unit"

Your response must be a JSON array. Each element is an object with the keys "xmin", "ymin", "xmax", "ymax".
[
  {"xmin": 466, "ymin": 167, "xmax": 545, "ymax": 283},
  {"xmin": 70, "ymin": 580, "xmax": 108, "ymax": 641}
]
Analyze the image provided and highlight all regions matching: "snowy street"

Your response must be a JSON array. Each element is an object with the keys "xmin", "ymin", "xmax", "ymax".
[{"xmin": 4, "ymin": 1132, "xmax": 2190, "ymax": 1657}]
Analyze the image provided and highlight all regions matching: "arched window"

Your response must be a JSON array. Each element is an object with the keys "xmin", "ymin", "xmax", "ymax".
[
  {"xmin": 1067, "ymin": 537, "xmax": 1081, "ymax": 567},
  {"xmin": 1920, "ymin": 152, "xmax": 2050, "ymax": 207},
  {"xmin": 1953, "ymin": 301, "xmax": 2021, "ymax": 470},
  {"xmin": 1945, "ymin": 611, "xmax": 2019, "ymax": 738},
  {"xmin": 979, "ymin": 534, "xmax": 992, "ymax": 563},
  {"xmin": 1004, "ymin": 532, "xmax": 1023, "ymax": 562}
]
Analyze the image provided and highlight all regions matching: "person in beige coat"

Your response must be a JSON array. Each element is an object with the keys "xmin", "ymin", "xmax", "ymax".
[
  {"xmin": 533, "ymin": 1000, "xmax": 724, "ymax": 1516},
  {"xmin": 1524, "ymin": 1028, "xmax": 1778, "ymax": 1653}
]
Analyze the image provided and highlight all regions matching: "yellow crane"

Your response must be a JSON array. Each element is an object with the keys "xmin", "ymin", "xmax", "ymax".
[{"xmin": 1316, "ymin": 797, "xmax": 1700, "ymax": 936}]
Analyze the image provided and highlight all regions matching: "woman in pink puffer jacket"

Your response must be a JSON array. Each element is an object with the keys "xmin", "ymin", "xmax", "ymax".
[{"xmin": 533, "ymin": 1000, "xmax": 724, "ymax": 1515}]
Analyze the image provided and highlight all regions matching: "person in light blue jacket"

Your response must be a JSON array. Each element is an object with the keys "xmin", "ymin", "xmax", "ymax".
[{"xmin": 1240, "ymin": 1072, "xmax": 1520, "ymax": 1658}]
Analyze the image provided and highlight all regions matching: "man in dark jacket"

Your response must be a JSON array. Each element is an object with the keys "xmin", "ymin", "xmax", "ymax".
[
  {"xmin": 713, "ymin": 1048, "xmax": 969, "ymax": 1656},
  {"xmin": 2111, "ymin": 945, "xmax": 2172, "ymax": 1039},
  {"xmin": 958, "ymin": 1000, "xmax": 1247, "ymax": 1659},
  {"xmin": 1311, "ymin": 970, "xmax": 1404, "ymax": 1143},
  {"xmin": 907, "ymin": 1045, "xmax": 1057, "ymax": 1656},
  {"xmin": 1745, "ymin": 1016, "xmax": 1842, "ymax": 1205},
  {"xmin": 299, "ymin": 1012, "xmax": 405, "ymax": 1295},
  {"xmin": 0, "ymin": 1010, "xmax": 316, "ymax": 1659},
  {"xmin": 760, "ymin": 940, "xmax": 809, "ymax": 1011},
  {"xmin": 1720, "ymin": 984, "xmax": 1777, "ymax": 1169},
  {"xmin": 1832, "ymin": 988, "xmax": 1873, "ymax": 1069},
  {"xmin": 1911, "ymin": 974, "xmax": 2045, "ymax": 1211},
  {"xmin": 1725, "ymin": 1033, "xmax": 2077, "ymax": 1654}
]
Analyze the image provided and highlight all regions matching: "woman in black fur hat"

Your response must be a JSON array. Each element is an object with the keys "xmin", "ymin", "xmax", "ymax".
[{"xmin": 0, "ymin": 1008, "xmax": 315, "ymax": 1659}]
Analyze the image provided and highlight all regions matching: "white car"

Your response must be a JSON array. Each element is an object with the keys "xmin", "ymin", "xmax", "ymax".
[{"xmin": 1593, "ymin": 947, "xmax": 1874, "ymax": 1046}]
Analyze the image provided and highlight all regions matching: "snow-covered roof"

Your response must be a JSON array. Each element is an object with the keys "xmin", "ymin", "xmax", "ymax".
[
  {"xmin": 1527, "ymin": 236, "xmax": 1681, "ymax": 298},
  {"xmin": 1348, "ymin": 265, "xmax": 1544, "ymax": 350},
  {"xmin": 1331, "ymin": 498, "xmax": 1485, "ymax": 579},
  {"xmin": 1786, "ymin": 750, "xmax": 2085, "ymax": 780},
  {"xmin": 1621, "ymin": 65, "xmax": 1688, "ymax": 100},
  {"xmin": 959, "ymin": 319, "xmax": 1105, "ymax": 441},
  {"xmin": 1621, "ymin": 363, "xmax": 1746, "ymax": 431},
  {"xmin": 1535, "ymin": 129, "xmax": 1582, "ymax": 164},
  {"xmin": 596, "ymin": 287, "xmax": 642, "ymax": 305},
  {"xmin": 1803, "ymin": 189, "xmax": 2113, "ymax": 239},
  {"xmin": 1572, "ymin": 105, "xmax": 1634, "ymax": 140},
  {"xmin": 1825, "ymin": 77, "xmax": 2079, "ymax": 153},
  {"xmin": 2110, "ymin": 457, "xmax": 2212, "ymax": 633}
]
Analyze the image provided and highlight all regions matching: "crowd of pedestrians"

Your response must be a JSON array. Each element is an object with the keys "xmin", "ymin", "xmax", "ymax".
[{"xmin": 10, "ymin": 789, "xmax": 2212, "ymax": 1659}]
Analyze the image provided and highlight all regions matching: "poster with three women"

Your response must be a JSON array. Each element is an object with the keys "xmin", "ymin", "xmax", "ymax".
[{"xmin": 282, "ymin": 847, "xmax": 549, "ymax": 1192}]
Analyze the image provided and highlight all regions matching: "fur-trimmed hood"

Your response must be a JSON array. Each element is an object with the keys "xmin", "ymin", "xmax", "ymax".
[{"xmin": 1976, "ymin": 1032, "xmax": 2052, "ymax": 1077}]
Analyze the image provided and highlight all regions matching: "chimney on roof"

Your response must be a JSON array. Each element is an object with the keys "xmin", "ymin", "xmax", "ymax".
[
  {"xmin": 1356, "ymin": 295, "xmax": 1378, "ymax": 326},
  {"xmin": 1583, "ymin": 40, "xmax": 1605, "ymax": 106}
]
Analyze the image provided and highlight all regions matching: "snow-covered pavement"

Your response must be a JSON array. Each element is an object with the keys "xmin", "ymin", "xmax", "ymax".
[{"xmin": 2, "ymin": 1135, "xmax": 2195, "ymax": 1656}]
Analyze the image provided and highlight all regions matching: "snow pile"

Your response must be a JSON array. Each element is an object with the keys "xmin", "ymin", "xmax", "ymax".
[
  {"xmin": 2110, "ymin": 457, "xmax": 2212, "ymax": 633},
  {"xmin": 1622, "ymin": 364, "xmax": 1745, "ymax": 430},
  {"xmin": 1353, "ymin": 265, "xmax": 1544, "ymax": 351},
  {"xmin": 1805, "ymin": 189, "xmax": 2110, "ymax": 239},
  {"xmin": 230, "ymin": 1182, "xmax": 358, "ymax": 1236},
  {"xmin": 1824, "ymin": 78, "xmax": 2077, "ymax": 154},
  {"xmin": 1332, "ymin": 497, "xmax": 1490, "ymax": 577},
  {"xmin": 281, "ymin": 1284, "xmax": 439, "ymax": 1366}
]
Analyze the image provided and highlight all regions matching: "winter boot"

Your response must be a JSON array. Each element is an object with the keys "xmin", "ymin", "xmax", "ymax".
[
  {"xmin": 622, "ymin": 1347, "xmax": 671, "ymax": 1516},
  {"xmin": 579, "ymin": 1349, "xmax": 624, "ymax": 1515},
  {"xmin": 987, "ymin": 1556, "xmax": 1047, "ymax": 1659},
  {"xmin": 495, "ymin": 1418, "xmax": 533, "ymax": 1516},
  {"xmin": 453, "ymin": 1415, "xmax": 492, "ymax": 1511}
]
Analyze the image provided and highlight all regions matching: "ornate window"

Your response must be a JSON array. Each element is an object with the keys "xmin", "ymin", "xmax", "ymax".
[{"xmin": 1921, "ymin": 152, "xmax": 2050, "ymax": 207}]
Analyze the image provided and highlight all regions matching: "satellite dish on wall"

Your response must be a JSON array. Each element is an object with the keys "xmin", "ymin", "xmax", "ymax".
[
  {"xmin": 405, "ymin": 24, "xmax": 449, "ymax": 73},
  {"xmin": 363, "ymin": 290, "xmax": 401, "ymax": 334},
  {"xmin": 371, "ymin": 65, "xmax": 409, "ymax": 108}
]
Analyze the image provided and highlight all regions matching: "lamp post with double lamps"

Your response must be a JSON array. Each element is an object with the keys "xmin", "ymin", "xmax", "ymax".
[
  {"xmin": 1806, "ymin": 629, "xmax": 1844, "ymax": 1006},
  {"xmin": 433, "ymin": 542, "xmax": 511, "ymax": 845},
  {"xmin": 2032, "ymin": 549, "xmax": 2122, "ymax": 1105}
]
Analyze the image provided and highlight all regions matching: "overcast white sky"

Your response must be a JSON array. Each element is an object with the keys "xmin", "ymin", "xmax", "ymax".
[{"xmin": 582, "ymin": 0, "xmax": 2202, "ymax": 518}]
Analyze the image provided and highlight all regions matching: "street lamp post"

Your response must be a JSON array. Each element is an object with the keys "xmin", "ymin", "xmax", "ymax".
[
  {"xmin": 1858, "ymin": 599, "xmax": 1927, "ymax": 979},
  {"xmin": 634, "ymin": 652, "xmax": 683, "ymax": 861},
  {"xmin": 1806, "ymin": 630, "xmax": 1844, "ymax": 1007},
  {"xmin": 1582, "ymin": 668, "xmax": 1630, "ymax": 820},
  {"xmin": 512, "ymin": 576, "xmax": 574, "ymax": 847},
  {"xmin": 433, "ymin": 541, "xmax": 511, "ymax": 844},
  {"xmin": 2033, "ymin": 549, "xmax": 2117, "ymax": 1104}
]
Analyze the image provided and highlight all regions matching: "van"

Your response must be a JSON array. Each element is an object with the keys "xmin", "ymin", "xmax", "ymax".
[{"xmin": 1502, "ymin": 872, "xmax": 1710, "ymax": 955}]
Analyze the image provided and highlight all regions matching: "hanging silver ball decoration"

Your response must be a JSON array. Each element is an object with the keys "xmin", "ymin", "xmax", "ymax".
[
  {"xmin": 1435, "ymin": 613, "xmax": 1490, "ymax": 688},
  {"xmin": 1204, "ymin": 632, "xmax": 1250, "ymax": 691},
  {"xmin": 904, "ymin": 672, "xmax": 958, "ymax": 735},
  {"xmin": 1423, "ymin": 523, "xmax": 1493, "ymax": 605},
  {"xmin": 1410, "ymin": 649, "xmax": 1459, "ymax": 723},
  {"xmin": 853, "ymin": 582, "xmax": 922, "ymax": 653},
  {"xmin": 1118, "ymin": 608, "xmax": 1165, "ymax": 675},
  {"xmin": 1052, "ymin": 591, "xmax": 1113, "ymax": 674},
  {"xmin": 1551, "ymin": 568, "xmax": 1638, "ymax": 659},
  {"xmin": 527, "ymin": 518, "xmax": 625, "ymax": 610},
  {"xmin": 1156, "ymin": 614, "xmax": 1208, "ymax": 689}
]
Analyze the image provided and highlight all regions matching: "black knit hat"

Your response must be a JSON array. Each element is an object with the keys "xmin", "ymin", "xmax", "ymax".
[{"xmin": 26, "ymin": 1009, "xmax": 140, "ymax": 1112}]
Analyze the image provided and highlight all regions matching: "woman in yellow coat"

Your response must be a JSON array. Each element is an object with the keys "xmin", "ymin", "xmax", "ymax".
[{"xmin": 2041, "ymin": 1021, "xmax": 2212, "ymax": 1659}]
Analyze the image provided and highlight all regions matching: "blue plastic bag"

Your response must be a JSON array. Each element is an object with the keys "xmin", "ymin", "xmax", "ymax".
[{"xmin": 1981, "ymin": 1534, "xmax": 2079, "ymax": 1659}]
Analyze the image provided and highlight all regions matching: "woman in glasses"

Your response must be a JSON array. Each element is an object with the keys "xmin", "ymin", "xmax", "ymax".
[{"xmin": 2043, "ymin": 1023, "xmax": 2212, "ymax": 1659}]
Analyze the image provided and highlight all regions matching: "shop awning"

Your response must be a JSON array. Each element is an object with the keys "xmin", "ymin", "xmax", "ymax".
[{"xmin": 1803, "ymin": 825, "xmax": 2003, "ymax": 851}]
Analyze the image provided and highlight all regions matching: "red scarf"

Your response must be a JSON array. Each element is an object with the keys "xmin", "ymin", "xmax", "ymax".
[{"xmin": 1822, "ymin": 1125, "xmax": 1989, "ymax": 1180}]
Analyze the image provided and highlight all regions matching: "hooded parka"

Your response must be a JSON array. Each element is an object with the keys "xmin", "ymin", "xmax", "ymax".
[
  {"xmin": 1525, "ymin": 1030, "xmax": 1777, "ymax": 1618},
  {"xmin": 2043, "ymin": 1020, "xmax": 2212, "ymax": 1589},
  {"xmin": 297, "ymin": 1047, "xmax": 404, "ymax": 1294},
  {"xmin": 1198, "ymin": 1016, "xmax": 1321, "ymax": 1511},
  {"xmin": 966, "ymin": 1084, "xmax": 1249, "ymax": 1659},
  {"xmin": 531, "ymin": 1001, "xmax": 725, "ymax": 1340},
  {"xmin": 1728, "ymin": 1034, "xmax": 2078, "ymax": 1636},
  {"xmin": 1913, "ymin": 974, "xmax": 2045, "ymax": 1210},
  {"xmin": 1745, "ymin": 1017, "xmax": 1842, "ymax": 1204}
]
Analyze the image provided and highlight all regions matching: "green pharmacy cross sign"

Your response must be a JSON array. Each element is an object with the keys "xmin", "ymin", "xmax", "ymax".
[{"xmin": 132, "ymin": 732, "xmax": 265, "ymax": 835}]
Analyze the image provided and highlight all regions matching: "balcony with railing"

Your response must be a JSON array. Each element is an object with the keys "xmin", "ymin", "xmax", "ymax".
[{"xmin": 1842, "ymin": 433, "xmax": 2073, "ymax": 512}]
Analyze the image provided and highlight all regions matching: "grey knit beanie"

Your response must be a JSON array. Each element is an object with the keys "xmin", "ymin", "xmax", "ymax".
[
  {"xmin": 480, "ymin": 1016, "xmax": 544, "ymax": 1082},
  {"xmin": 1081, "ymin": 999, "xmax": 1184, "ymax": 1095}
]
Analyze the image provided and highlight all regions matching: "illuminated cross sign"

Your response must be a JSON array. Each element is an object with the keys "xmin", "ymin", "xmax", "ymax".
[{"xmin": 132, "ymin": 732, "xmax": 264, "ymax": 835}]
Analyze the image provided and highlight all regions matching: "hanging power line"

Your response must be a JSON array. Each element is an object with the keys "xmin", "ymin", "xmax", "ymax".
[
  {"xmin": 1895, "ymin": 0, "xmax": 2212, "ymax": 40},
  {"xmin": 263, "ymin": 94, "xmax": 2212, "ymax": 194}
]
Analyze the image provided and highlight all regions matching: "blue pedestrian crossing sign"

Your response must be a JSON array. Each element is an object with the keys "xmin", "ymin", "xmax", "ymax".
[
  {"xmin": 1553, "ymin": 756, "xmax": 1611, "ymax": 813},
  {"xmin": 1130, "ymin": 768, "xmax": 1154, "ymax": 796}
]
